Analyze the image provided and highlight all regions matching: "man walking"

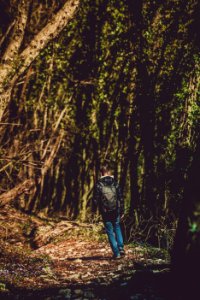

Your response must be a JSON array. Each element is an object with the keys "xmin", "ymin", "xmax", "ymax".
[{"xmin": 93, "ymin": 164, "xmax": 125, "ymax": 259}]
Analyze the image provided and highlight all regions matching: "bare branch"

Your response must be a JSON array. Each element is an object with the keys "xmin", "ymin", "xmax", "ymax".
[
  {"xmin": 0, "ymin": 20, "xmax": 16, "ymax": 49},
  {"xmin": 0, "ymin": 0, "xmax": 80, "ymax": 121},
  {"xmin": 41, "ymin": 132, "xmax": 64, "ymax": 177},
  {"xmin": 0, "ymin": 179, "xmax": 35, "ymax": 207},
  {"xmin": 2, "ymin": 0, "xmax": 30, "ymax": 63},
  {"xmin": 41, "ymin": 105, "xmax": 67, "ymax": 160},
  {"xmin": 19, "ymin": 0, "xmax": 80, "ymax": 76}
]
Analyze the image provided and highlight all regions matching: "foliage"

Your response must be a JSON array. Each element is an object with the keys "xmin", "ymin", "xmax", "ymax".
[{"xmin": 0, "ymin": 0, "xmax": 199, "ymax": 245}]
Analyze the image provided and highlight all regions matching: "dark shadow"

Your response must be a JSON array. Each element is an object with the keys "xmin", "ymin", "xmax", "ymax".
[
  {"xmin": 1, "ymin": 269, "xmax": 172, "ymax": 300},
  {"xmin": 134, "ymin": 262, "xmax": 170, "ymax": 271},
  {"xmin": 66, "ymin": 255, "xmax": 111, "ymax": 261}
]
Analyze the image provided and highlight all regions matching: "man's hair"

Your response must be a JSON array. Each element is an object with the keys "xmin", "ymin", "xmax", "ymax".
[{"xmin": 100, "ymin": 163, "xmax": 111, "ymax": 176}]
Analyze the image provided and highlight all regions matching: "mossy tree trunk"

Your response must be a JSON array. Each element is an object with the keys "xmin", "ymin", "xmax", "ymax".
[{"xmin": 171, "ymin": 127, "xmax": 200, "ymax": 299}]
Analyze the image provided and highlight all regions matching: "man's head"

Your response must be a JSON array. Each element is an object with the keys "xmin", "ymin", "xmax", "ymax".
[{"xmin": 100, "ymin": 163, "xmax": 112, "ymax": 177}]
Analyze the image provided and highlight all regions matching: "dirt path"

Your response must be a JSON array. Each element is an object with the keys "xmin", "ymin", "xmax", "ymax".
[
  {"xmin": 34, "ymin": 239, "xmax": 136, "ymax": 286},
  {"xmin": 0, "ymin": 206, "xmax": 170, "ymax": 299},
  {"xmin": 1, "ymin": 236, "xmax": 170, "ymax": 299}
]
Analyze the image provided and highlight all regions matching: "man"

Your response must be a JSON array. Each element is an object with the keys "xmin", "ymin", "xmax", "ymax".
[{"xmin": 93, "ymin": 164, "xmax": 125, "ymax": 259}]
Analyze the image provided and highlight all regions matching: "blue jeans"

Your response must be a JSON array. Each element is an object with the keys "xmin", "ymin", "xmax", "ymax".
[{"xmin": 104, "ymin": 216, "xmax": 124, "ymax": 257}]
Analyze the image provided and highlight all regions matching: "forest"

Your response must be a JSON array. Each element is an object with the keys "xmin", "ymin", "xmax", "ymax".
[{"xmin": 0, "ymin": 0, "xmax": 199, "ymax": 299}]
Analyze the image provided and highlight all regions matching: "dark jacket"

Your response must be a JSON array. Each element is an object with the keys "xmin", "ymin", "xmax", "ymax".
[{"xmin": 93, "ymin": 175, "xmax": 124, "ymax": 220}]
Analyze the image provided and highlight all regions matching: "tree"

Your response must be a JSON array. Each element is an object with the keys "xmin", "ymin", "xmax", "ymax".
[
  {"xmin": 0, "ymin": 0, "xmax": 199, "ymax": 232},
  {"xmin": 0, "ymin": 0, "xmax": 80, "ymax": 121},
  {"xmin": 171, "ymin": 127, "xmax": 200, "ymax": 299}
]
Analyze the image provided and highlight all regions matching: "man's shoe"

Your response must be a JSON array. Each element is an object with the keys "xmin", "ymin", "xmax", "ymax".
[
  {"xmin": 112, "ymin": 254, "xmax": 121, "ymax": 260},
  {"xmin": 119, "ymin": 249, "xmax": 126, "ymax": 256}
]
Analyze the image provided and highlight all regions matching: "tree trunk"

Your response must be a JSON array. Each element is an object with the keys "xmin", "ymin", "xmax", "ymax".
[
  {"xmin": 171, "ymin": 130, "xmax": 200, "ymax": 299},
  {"xmin": 0, "ymin": 0, "xmax": 80, "ymax": 121},
  {"xmin": 0, "ymin": 179, "xmax": 35, "ymax": 207}
]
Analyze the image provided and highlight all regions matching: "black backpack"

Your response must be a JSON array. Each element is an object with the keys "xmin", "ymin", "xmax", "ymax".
[{"xmin": 99, "ymin": 181, "xmax": 118, "ymax": 213}]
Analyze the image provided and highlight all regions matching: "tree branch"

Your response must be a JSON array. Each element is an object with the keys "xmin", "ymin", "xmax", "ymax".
[
  {"xmin": 0, "ymin": 0, "xmax": 80, "ymax": 121},
  {"xmin": 0, "ymin": 179, "xmax": 35, "ymax": 207},
  {"xmin": 2, "ymin": 0, "xmax": 30, "ymax": 64},
  {"xmin": 18, "ymin": 0, "xmax": 80, "ymax": 76}
]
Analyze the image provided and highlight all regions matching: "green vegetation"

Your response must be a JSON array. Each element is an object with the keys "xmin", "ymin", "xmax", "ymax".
[
  {"xmin": 0, "ymin": 1, "xmax": 199, "ymax": 297},
  {"xmin": 0, "ymin": 0, "xmax": 199, "ymax": 226}
]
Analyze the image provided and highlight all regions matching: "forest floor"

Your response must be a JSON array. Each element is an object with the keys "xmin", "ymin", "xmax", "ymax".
[{"xmin": 0, "ymin": 205, "xmax": 171, "ymax": 300}]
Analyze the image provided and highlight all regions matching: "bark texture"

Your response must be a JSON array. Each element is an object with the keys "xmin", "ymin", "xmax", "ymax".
[
  {"xmin": 0, "ymin": 179, "xmax": 35, "ymax": 207},
  {"xmin": 0, "ymin": 0, "xmax": 80, "ymax": 121}
]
